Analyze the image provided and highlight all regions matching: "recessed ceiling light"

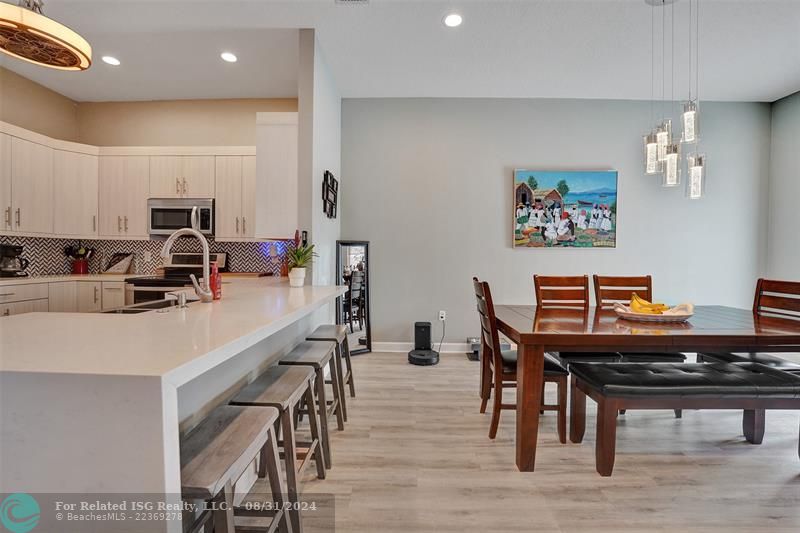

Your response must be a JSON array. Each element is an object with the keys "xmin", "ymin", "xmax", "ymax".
[
  {"xmin": 443, "ymin": 13, "xmax": 462, "ymax": 28},
  {"xmin": 220, "ymin": 52, "xmax": 237, "ymax": 63},
  {"xmin": 101, "ymin": 56, "xmax": 120, "ymax": 66}
]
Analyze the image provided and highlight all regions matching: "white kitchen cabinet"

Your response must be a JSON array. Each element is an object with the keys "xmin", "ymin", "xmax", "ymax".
[
  {"xmin": 101, "ymin": 281, "xmax": 126, "ymax": 310},
  {"xmin": 53, "ymin": 150, "xmax": 99, "ymax": 237},
  {"xmin": 0, "ymin": 133, "xmax": 11, "ymax": 232},
  {"xmin": 150, "ymin": 156, "xmax": 214, "ymax": 198},
  {"xmin": 48, "ymin": 281, "xmax": 78, "ymax": 312},
  {"xmin": 11, "ymin": 137, "xmax": 53, "ymax": 234},
  {"xmin": 215, "ymin": 156, "xmax": 258, "ymax": 240},
  {"xmin": 0, "ymin": 298, "xmax": 49, "ymax": 317},
  {"xmin": 76, "ymin": 281, "xmax": 102, "ymax": 313},
  {"xmin": 99, "ymin": 156, "xmax": 149, "ymax": 237},
  {"xmin": 256, "ymin": 113, "xmax": 298, "ymax": 239}
]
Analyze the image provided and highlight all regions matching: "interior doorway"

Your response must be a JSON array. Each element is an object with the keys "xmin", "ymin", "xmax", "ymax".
[{"xmin": 336, "ymin": 240, "xmax": 371, "ymax": 354}]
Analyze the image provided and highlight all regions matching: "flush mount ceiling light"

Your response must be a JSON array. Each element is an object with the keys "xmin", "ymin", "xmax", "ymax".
[
  {"xmin": 220, "ymin": 51, "xmax": 237, "ymax": 63},
  {"xmin": 101, "ymin": 55, "xmax": 120, "ymax": 66},
  {"xmin": 0, "ymin": 0, "xmax": 91, "ymax": 70},
  {"xmin": 443, "ymin": 13, "xmax": 462, "ymax": 27}
]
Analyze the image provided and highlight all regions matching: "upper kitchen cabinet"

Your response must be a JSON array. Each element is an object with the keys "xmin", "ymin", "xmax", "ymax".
[
  {"xmin": 215, "ymin": 155, "xmax": 257, "ymax": 240},
  {"xmin": 255, "ymin": 113, "xmax": 298, "ymax": 239},
  {"xmin": 0, "ymin": 134, "xmax": 10, "ymax": 232},
  {"xmin": 10, "ymin": 137, "xmax": 53, "ymax": 234},
  {"xmin": 53, "ymin": 150, "xmax": 99, "ymax": 237},
  {"xmin": 150, "ymin": 156, "xmax": 215, "ymax": 198},
  {"xmin": 99, "ymin": 156, "xmax": 150, "ymax": 238}
]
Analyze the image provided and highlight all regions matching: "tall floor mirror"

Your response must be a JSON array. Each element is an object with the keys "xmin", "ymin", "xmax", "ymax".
[{"xmin": 336, "ymin": 240, "xmax": 371, "ymax": 354}]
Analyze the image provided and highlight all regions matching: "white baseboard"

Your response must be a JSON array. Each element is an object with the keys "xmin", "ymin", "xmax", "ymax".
[{"xmin": 372, "ymin": 342, "xmax": 472, "ymax": 354}]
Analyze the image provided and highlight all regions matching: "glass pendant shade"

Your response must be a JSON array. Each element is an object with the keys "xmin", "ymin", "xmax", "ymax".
[
  {"xmin": 681, "ymin": 101, "xmax": 699, "ymax": 143},
  {"xmin": 656, "ymin": 119, "xmax": 672, "ymax": 161},
  {"xmin": 663, "ymin": 144, "xmax": 681, "ymax": 187},
  {"xmin": 687, "ymin": 153, "xmax": 706, "ymax": 199},
  {"xmin": 644, "ymin": 132, "xmax": 660, "ymax": 174}
]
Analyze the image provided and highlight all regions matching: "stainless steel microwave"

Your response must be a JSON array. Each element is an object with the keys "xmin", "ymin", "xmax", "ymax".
[{"xmin": 147, "ymin": 198, "xmax": 215, "ymax": 236}]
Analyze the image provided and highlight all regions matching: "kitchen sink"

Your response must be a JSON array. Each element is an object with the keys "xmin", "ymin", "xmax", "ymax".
[{"xmin": 101, "ymin": 297, "xmax": 192, "ymax": 314}]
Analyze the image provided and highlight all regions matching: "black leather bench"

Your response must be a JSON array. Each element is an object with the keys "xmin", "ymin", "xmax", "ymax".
[
  {"xmin": 698, "ymin": 351, "xmax": 800, "ymax": 373},
  {"xmin": 568, "ymin": 362, "xmax": 800, "ymax": 476}
]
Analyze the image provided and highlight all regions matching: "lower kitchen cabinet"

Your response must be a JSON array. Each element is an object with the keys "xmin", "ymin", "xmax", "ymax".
[
  {"xmin": 1, "ymin": 298, "xmax": 48, "ymax": 317},
  {"xmin": 77, "ymin": 281, "xmax": 102, "ymax": 313},
  {"xmin": 101, "ymin": 282, "xmax": 126, "ymax": 310},
  {"xmin": 48, "ymin": 281, "xmax": 78, "ymax": 312}
]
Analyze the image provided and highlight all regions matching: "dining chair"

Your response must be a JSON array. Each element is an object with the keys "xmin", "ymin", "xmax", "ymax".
[
  {"xmin": 473, "ymin": 277, "xmax": 568, "ymax": 442},
  {"xmin": 343, "ymin": 277, "xmax": 363, "ymax": 333},
  {"xmin": 593, "ymin": 274, "xmax": 687, "ymax": 418},
  {"xmin": 698, "ymin": 279, "xmax": 800, "ymax": 371},
  {"xmin": 533, "ymin": 275, "xmax": 622, "ymax": 366}
]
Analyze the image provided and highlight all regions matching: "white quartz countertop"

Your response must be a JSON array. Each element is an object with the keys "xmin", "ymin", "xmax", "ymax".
[
  {"xmin": 0, "ymin": 274, "xmax": 142, "ymax": 285},
  {"xmin": 0, "ymin": 278, "xmax": 346, "ymax": 386}
]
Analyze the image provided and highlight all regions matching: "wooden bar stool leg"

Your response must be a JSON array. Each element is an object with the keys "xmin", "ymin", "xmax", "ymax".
[
  {"xmin": 314, "ymin": 369, "xmax": 333, "ymax": 470},
  {"xmin": 262, "ymin": 426, "xmax": 293, "ymax": 533},
  {"xmin": 304, "ymin": 380, "xmax": 328, "ymax": 476},
  {"xmin": 329, "ymin": 357, "xmax": 345, "ymax": 432},
  {"xmin": 343, "ymin": 336, "xmax": 356, "ymax": 398},
  {"xmin": 212, "ymin": 481, "xmax": 235, "ymax": 533},
  {"xmin": 333, "ymin": 342, "xmax": 348, "ymax": 421},
  {"xmin": 280, "ymin": 407, "xmax": 303, "ymax": 533}
]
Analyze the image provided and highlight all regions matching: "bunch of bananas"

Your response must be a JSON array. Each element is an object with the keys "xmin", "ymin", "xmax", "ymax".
[{"xmin": 630, "ymin": 293, "xmax": 670, "ymax": 315}]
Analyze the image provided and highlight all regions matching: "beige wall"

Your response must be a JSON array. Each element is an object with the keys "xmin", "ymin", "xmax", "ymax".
[
  {"xmin": 77, "ymin": 99, "xmax": 297, "ymax": 146},
  {"xmin": 0, "ymin": 66, "xmax": 80, "ymax": 141},
  {"xmin": 1, "ymin": 67, "xmax": 296, "ymax": 146}
]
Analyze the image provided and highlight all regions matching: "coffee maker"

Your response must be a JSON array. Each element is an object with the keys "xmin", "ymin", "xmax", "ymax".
[{"xmin": 0, "ymin": 244, "xmax": 30, "ymax": 278}]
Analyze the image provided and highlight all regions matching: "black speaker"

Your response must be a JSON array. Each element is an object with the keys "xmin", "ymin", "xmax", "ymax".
[{"xmin": 409, "ymin": 321, "xmax": 439, "ymax": 366}]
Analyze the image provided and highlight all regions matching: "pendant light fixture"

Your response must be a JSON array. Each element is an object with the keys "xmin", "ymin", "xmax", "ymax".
[
  {"xmin": 663, "ymin": 143, "xmax": 681, "ymax": 186},
  {"xmin": 681, "ymin": 0, "xmax": 700, "ymax": 144},
  {"xmin": 686, "ymin": 153, "xmax": 705, "ymax": 199},
  {"xmin": 0, "ymin": 0, "xmax": 91, "ymax": 71},
  {"xmin": 644, "ymin": 132, "xmax": 660, "ymax": 174}
]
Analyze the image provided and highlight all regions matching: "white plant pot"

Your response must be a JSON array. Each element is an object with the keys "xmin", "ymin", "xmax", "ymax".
[{"xmin": 288, "ymin": 267, "xmax": 307, "ymax": 287}]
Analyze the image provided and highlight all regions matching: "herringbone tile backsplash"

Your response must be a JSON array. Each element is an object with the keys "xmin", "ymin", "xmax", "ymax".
[{"xmin": 0, "ymin": 235, "xmax": 291, "ymax": 277}]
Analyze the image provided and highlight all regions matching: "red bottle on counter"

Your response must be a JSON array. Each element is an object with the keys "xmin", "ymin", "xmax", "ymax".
[{"xmin": 210, "ymin": 261, "xmax": 222, "ymax": 300}]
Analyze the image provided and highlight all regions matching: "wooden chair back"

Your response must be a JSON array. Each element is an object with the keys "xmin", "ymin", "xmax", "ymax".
[
  {"xmin": 533, "ymin": 275, "xmax": 590, "ymax": 310},
  {"xmin": 753, "ymin": 279, "xmax": 800, "ymax": 321},
  {"xmin": 593, "ymin": 275, "xmax": 653, "ymax": 309},
  {"xmin": 473, "ymin": 277, "xmax": 503, "ymax": 370}
]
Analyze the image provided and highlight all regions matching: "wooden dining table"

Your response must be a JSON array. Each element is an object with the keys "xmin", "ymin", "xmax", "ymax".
[{"xmin": 494, "ymin": 305, "xmax": 800, "ymax": 472}]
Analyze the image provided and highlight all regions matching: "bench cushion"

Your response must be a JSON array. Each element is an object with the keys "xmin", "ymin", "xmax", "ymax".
[
  {"xmin": 699, "ymin": 352, "xmax": 800, "ymax": 371},
  {"xmin": 569, "ymin": 362, "xmax": 800, "ymax": 398},
  {"xmin": 500, "ymin": 350, "xmax": 568, "ymax": 375}
]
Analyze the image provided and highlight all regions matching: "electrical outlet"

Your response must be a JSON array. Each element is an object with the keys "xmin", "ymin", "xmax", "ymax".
[{"xmin": 438, "ymin": 310, "xmax": 446, "ymax": 321}]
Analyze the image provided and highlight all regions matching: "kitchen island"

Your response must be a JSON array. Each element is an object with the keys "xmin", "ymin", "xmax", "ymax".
[{"xmin": 0, "ymin": 277, "xmax": 345, "ymax": 532}]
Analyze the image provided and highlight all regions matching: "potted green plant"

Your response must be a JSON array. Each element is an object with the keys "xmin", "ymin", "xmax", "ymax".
[{"xmin": 287, "ymin": 243, "xmax": 317, "ymax": 287}]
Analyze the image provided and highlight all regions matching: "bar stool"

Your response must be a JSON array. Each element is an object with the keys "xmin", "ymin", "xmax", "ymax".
[
  {"xmin": 280, "ymin": 341, "xmax": 345, "ymax": 470},
  {"xmin": 230, "ymin": 365, "xmax": 325, "ymax": 533},
  {"xmin": 306, "ymin": 324, "xmax": 356, "ymax": 407},
  {"xmin": 180, "ymin": 405, "xmax": 290, "ymax": 533}
]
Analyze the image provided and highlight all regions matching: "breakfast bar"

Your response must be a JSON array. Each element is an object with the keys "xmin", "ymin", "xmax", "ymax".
[{"xmin": 0, "ymin": 277, "xmax": 345, "ymax": 533}]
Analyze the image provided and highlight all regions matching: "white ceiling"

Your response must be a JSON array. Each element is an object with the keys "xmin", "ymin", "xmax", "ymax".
[{"xmin": 1, "ymin": 0, "xmax": 798, "ymax": 103}]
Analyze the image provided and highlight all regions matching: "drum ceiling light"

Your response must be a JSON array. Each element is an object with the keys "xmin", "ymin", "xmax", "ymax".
[{"xmin": 0, "ymin": 0, "xmax": 91, "ymax": 71}]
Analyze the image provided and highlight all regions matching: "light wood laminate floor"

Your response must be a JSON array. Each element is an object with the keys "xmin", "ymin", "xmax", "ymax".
[{"xmin": 255, "ymin": 353, "xmax": 800, "ymax": 532}]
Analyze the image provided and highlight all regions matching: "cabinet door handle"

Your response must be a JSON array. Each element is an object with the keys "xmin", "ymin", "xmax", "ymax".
[
  {"xmin": 105, "ymin": 287, "xmax": 122, "ymax": 291},
  {"xmin": 242, "ymin": 217, "xmax": 246, "ymax": 235},
  {"xmin": 176, "ymin": 177, "xmax": 181, "ymax": 194},
  {"xmin": 94, "ymin": 286, "xmax": 99, "ymax": 303},
  {"xmin": 182, "ymin": 178, "xmax": 187, "ymax": 195},
  {"xmin": 236, "ymin": 217, "xmax": 240, "ymax": 234},
  {"xmin": 93, "ymin": 215, "xmax": 97, "ymax": 232},
  {"xmin": 118, "ymin": 215, "xmax": 122, "ymax": 233},
  {"xmin": 4, "ymin": 207, "xmax": 9, "ymax": 228},
  {"xmin": 15, "ymin": 208, "xmax": 20, "ymax": 227},
  {"xmin": 124, "ymin": 216, "xmax": 129, "ymax": 232}
]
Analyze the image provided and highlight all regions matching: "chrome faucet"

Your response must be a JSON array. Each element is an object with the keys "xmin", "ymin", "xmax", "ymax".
[{"xmin": 160, "ymin": 227, "xmax": 213, "ymax": 303}]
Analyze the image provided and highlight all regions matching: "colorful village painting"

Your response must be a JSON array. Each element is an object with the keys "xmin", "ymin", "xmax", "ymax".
[{"xmin": 513, "ymin": 170, "xmax": 618, "ymax": 248}]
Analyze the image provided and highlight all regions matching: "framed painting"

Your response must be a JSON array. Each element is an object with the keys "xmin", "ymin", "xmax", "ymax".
[{"xmin": 513, "ymin": 170, "xmax": 618, "ymax": 248}]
